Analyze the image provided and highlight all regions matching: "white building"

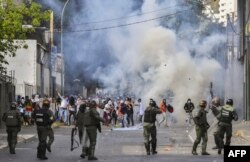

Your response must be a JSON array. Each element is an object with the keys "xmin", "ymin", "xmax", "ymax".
[
  {"xmin": 204, "ymin": 0, "xmax": 238, "ymax": 26},
  {"xmin": 5, "ymin": 40, "xmax": 64, "ymax": 99},
  {"xmin": 5, "ymin": 40, "xmax": 50, "ymax": 98}
]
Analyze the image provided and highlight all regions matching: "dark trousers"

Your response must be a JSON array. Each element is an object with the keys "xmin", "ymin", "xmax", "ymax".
[
  {"xmin": 47, "ymin": 127, "xmax": 54, "ymax": 147},
  {"xmin": 192, "ymin": 126, "xmax": 208, "ymax": 153},
  {"xmin": 143, "ymin": 123, "xmax": 157, "ymax": 152},
  {"xmin": 69, "ymin": 111, "xmax": 76, "ymax": 125},
  {"xmin": 86, "ymin": 126, "xmax": 97, "ymax": 158},
  {"xmin": 37, "ymin": 126, "xmax": 48, "ymax": 158},
  {"xmin": 127, "ymin": 113, "xmax": 134, "ymax": 126},
  {"xmin": 6, "ymin": 127, "xmax": 20, "ymax": 153},
  {"xmin": 218, "ymin": 123, "xmax": 232, "ymax": 149}
]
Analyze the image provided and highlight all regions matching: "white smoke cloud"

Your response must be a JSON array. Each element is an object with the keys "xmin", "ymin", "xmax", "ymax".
[{"xmin": 44, "ymin": 0, "xmax": 238, "ymax": 122}]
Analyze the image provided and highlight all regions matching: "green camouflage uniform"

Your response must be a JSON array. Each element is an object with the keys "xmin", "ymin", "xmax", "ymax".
[
  {"xmin": 47, "ymin": 109, "xmax": 55, "ymax": 152},
  {"xmin": 84, "ymin": 107, "xmax": 104, "ymax": 160},
  {"xmin": 192, "ymin": 106, "xmax": 209, "ymax": 154},
  {"xmin": 216, "ymin": 104, "xmax": 238, "ymax": 152},
  {"xmin": 143, "ymin": 105, "xmax": 162, "ymax": 155}
]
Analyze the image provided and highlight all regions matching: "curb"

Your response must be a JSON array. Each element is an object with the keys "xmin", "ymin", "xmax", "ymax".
[
  {"xmin": 0, "ymin": 134, "xmax": 35, "ymax": 150},
  {"xmin": 0, "ymin": 121, "xmax": 63, "ymax": 150}
]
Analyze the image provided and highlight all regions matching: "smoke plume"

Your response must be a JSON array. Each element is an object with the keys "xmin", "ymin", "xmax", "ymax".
[{"xmin": 43, "ymin": 0, "xmax": 244, "ymax": 121}]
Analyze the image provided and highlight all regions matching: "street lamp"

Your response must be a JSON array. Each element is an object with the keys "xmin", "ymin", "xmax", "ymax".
[{"xmin": 60, "ymin": 0, "xmax": 71, "ymax": 94}]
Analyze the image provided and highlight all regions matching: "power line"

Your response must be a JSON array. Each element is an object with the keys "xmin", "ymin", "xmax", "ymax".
[
  {"xmin": 56, "ymin": 0, "xmax": 221, "ymax": 33},
  {"xmin": 64, "ymin": 0, "xmax": 212, "ymax": 27},
  {"xmin": 65, "ymin": 4, "xmax": 185, "ymax": 27},
  {"xmin": 60, "ymin": 9, "xmax": 190, "ymax": 33}
]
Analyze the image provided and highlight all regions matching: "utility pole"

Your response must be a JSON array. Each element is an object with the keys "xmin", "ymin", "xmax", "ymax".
[
  {"xmin": 239, "ymin": 0, "xmax": 249, "ymax": 120},
  {"xmin": 60, "ymin": 0, "xmax": 70, "ymax": 95},
  {"xmin": 246, "ymin": 0, "xmax": 250, "ymax": 120}
]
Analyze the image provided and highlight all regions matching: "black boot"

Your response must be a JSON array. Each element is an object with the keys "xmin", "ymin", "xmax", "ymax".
[
  {"xmin": 37, "ymin": 147, "xmax": 42, "ymax": 158},
  {"xmin": 151, "ymin": 142, "xmax": 157, "ymax": 155},
  {"xmin": 9, "ymin": 143, "xmax": 16, "ymax": 154},
  {"xmin": 46, "ymin": 145, "xmax": 51, "ymax": 153},
  {"xmin": 218, "ymin": 149, "xmax": 222, "ymax": 155},
  {"xmin": 80, "ymin": 147, "xmax": 87, "ymax": 158},
  {"xmin": 88, "ymin": 146, "xmax": 98, "ymax": 160},
  {"xmin": 201, "ymin": 143, "xmax": 209, "ymax": 155},
  {"xmin": 144, "ymin": 143, "xmax": 150, "ymax": 155},
  {"xmin": 38, "ymin": 144, "xmax": 48, "ymax": 160},
  {"xmin": 192, "ymin": 142, "xmax": 198, "ymax": 155}
]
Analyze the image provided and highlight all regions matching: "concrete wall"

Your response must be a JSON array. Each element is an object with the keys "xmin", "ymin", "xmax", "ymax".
[{"xmin": 6, "ymin": 40, "xmax": 37, "ymax": 97}]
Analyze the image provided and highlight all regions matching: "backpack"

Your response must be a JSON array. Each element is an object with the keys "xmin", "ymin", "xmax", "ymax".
[{"xmin": 167, "ymin": 104, "xmax": 174, "ymax": 113}]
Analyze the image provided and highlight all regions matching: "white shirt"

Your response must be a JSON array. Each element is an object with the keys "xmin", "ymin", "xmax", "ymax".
[
  {"xmin": 60, "ymin": 98, "xmax": 68, "ymax": 108},
  {"xmin": 139, "ymin": 102, "xmax": 144, "ymax": 115}
]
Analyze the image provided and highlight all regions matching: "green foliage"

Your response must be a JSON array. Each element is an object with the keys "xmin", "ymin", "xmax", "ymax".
[{"xmin": 0, "ymin": 0, "xmax": 50, "ymax": 71}]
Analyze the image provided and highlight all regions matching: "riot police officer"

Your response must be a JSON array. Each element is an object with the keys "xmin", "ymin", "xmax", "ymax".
[
  {"xmin": 76, "ymin": 103, "xmax": 90, "ymax": 158},
  {"xmin": 209, "ymin": 97, "xmax": 222, "ymax": 150},
  {"xmin": 84, "ymin": 100, "xmax": 104, "ymax": 160},
  {"xmin": 2, "ymin": 102, "xmax": 22, "ymax": 154},
  {"xmin": 143, "ymin": 99, "xmax": 162, "ymax": 155},
  {"xmin": 44, "ymin": 99, "xmax": 55, "ymax": 153},
  {"xmin": 33, "ymin": 99, "xmax": 54, "ymax": 160},
  {"xmin": 192, "ymin": 100, "xmax": 210, "ymax": 155},
  {"xmin": 216, "ymin": 99, "xmax": 238, "ymax": 154}
]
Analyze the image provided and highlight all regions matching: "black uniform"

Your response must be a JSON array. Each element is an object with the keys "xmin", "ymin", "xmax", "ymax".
[
  {"xmin": 2, "ymin": 105, "xmax": 22, "ymax": 154},
  {"xmin": 33, "ymin": 107, "xmax": 53, "ymax": 160},
  {"xmin": 143, "ymin": 101, "xmax": 162, "ymax": 155}
]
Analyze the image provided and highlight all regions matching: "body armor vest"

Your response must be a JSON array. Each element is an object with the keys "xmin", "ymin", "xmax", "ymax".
[
  {"xmin": 84, "ymin": 108, "xmax": 100, "ymax": 126},
  {"xmin": 144, "ymin": 107, "xmax": 156, "ymax": 123},
  {"xmin": 5, "ymin": 110, "xmax": 19, "ymax": 127},
  {"xmin": 219, "ymin": 108, "xmax": 234, "ymax": 124},
  {"xmin": 35, "ymin": 109, "xmax": 49, "ymax": 126}
]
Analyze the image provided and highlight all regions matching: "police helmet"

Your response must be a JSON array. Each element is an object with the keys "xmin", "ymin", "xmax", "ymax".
[
  {"xmin": 10, "ymin": 102, "xmax": 17, "ymax": 109},
  {"xmin": 42, "ymin": 99, "xmax": 50, "ymax": 108},
  {"xmin": 90, "ymin": 100, "xmax": 97, "ymax": 108},
  {"xmin": 149, "ymin": 99, "xmax": 156, "ymax": 107},
  {"xmin": 226, "ymin": 99, "xmax": 233, "ymax": 106},
  {"xmin": 199, "ymin": 100, "xmax": 207, "ymax": 108},
  {"xmin": 79, "ymin": 103, "xmax": 86, "ymax": 112},
  {"xmin": 149, "ymin": 99, "xmax": 154, "ymax": 106}
]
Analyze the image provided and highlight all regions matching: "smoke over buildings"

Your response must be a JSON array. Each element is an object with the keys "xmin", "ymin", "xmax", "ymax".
[{"xmin": 42, "ymin": 0, "xmax": 243, "ymax": 120}]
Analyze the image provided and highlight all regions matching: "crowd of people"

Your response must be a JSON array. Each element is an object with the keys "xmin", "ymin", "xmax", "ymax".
[{"xmin": 1, "ymin": 92, "xmax": 239, "ymax": 160}]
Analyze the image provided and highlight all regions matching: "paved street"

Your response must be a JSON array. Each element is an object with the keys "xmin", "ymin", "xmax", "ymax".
[{"xmin": 0, "ymin": 123, "xmax": 226, "ymax": 162}]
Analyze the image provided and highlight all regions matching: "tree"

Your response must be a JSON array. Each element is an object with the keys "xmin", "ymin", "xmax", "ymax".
[{"xmin": 0, "ymin": 0, "xmax": 50, "ymax": 73}]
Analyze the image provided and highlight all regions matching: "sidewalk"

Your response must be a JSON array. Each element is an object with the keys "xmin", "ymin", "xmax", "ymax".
[
  {"xmin": 0, "ymin": 125, "xmax": 36, "ymax": 149},
  {"xmin": 0, "ymin": 122, "xmax": 64, "ymax": 150}
]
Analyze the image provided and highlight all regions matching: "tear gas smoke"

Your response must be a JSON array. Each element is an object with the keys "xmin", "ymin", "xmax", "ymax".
[{"xmin": 44, "ymin": 0, "xmax": 243, "ymax": 122}]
